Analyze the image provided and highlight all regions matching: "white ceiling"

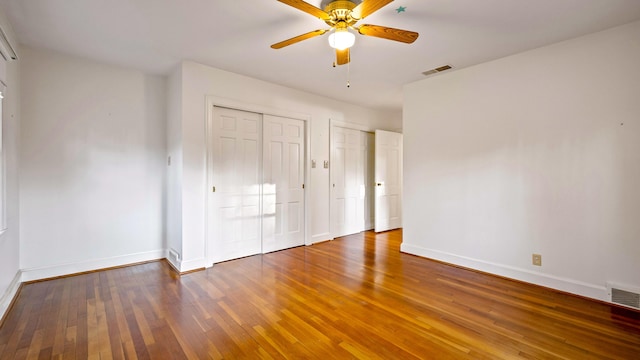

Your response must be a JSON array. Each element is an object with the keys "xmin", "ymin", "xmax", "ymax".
[{"xmin": 3, "ymin": 0, "xmax": 640, "ymax": 112}]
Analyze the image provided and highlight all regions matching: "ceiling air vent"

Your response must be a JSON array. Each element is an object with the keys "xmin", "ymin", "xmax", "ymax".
[
  {"xmin": 607, "ymin": 282, "xmax": 640, "ymax": 309},
  {"xmin": 0, "ymin": 25, "xmax": 18, "ymax": 61},
  {"xmin": 422, "ymin": 65, "xmax": 452, "ymax": 76}
]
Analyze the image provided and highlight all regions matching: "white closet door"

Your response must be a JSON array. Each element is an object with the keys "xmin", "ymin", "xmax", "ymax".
[
  {"xmin": 210, "ymin": 107, "xmax": 262, "ymax": 263},
  {"xmin": 262, "ymin": 115, "xmax": 305, "ymax": 253},
  {"xmin": 332, "ymin": 126, "xmax": 364, "ymax": 237},
  {"xmin": 374, "ymin": 130, "xmax": 403, "ymax": 232}
]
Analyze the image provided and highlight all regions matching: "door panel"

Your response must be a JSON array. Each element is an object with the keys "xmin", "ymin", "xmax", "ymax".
[
  {"xmin": 262, "ymin": 115, "xmax": 305, "ymax": 253},
  {"xmin": 332, "ymin": 126, "xmax": 365, "ymax": 238},
  {"xmin": 211, "ymin": 107, "xmax": 263, "ymax": 263},
  {"xmin": 375, "ymin": 130, "xmax": 403, "ymax": 232}
]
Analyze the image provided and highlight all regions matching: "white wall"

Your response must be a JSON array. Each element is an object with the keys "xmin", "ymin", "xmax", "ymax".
[
  {"xmin": 19, "ymin": 47, "xmax": 167, "ymax": 280},
  {"xmin": 0, "ymin": 9, "xmax": 21, "ymax": 319},
  {"xmin": 403, "ymin": 21, "xmax": 640, "ymax": 301},
  {"xmin": 166, "ymin": 64, "xmax": 183, "ymax": 268},
  {"xmin": 171, "ymin": 60, "xmax": 401, "ymax": 271}
]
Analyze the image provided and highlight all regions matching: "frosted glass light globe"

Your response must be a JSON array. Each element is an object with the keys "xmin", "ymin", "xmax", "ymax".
[{"xmin": 328, "ymin": 30, "xmax": 355, "ymax": 50}]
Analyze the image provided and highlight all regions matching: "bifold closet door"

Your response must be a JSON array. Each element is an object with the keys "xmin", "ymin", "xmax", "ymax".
[
  {"xmin": 210, "ymin": 107, "xmax": 262, "ymax": 263},
  {"xmin": 262, "ymin": 115, "xmax": 305, "ymax": 253}
]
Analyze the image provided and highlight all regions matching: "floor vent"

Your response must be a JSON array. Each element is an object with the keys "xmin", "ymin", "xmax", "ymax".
[
  {"xmin": 168, "ymin": 249, "xmax": 181, "ymax": 263},
  {"xmin": 608, "ymin": 283, "xmax": 640, "ymax": 309},
  {"xmin": 422, "ymin": 64, "xmax": 453, "ymax": 76}
]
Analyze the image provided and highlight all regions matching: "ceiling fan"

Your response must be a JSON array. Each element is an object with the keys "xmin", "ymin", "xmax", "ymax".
[{"xmin": 271, "ymin": 0, "xmax": 419, "ymax": 66}]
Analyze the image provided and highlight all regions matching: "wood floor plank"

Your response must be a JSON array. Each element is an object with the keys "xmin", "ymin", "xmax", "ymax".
[{"xmin": 1, "ymin": 229, "xmax": 639, "ymax": 359}]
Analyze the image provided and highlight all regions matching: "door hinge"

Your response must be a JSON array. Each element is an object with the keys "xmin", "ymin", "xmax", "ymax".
[
  {"xmin": 302, "ymin": 184, "xmax": 305, "ymax": 189},
  {"xmin": 212, "ymin": 186, "xmax": 216, "ymax": 193}
]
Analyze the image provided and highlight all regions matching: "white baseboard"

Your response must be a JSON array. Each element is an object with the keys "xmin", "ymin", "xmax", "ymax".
[
  {"xmin": 0, "ymin": 271, "xmax": 22, "ymax": 322},
  {"xmin": 21, "ymin": 249, "xmax": 166, "ymax": 282},
  {"xmin": 401, "ymin": 243, "xmax": 608, "ymax": 302},
  {"xmin": 180, "ymin": 257, "xmax": 206, "ymax": 272},
  {"xmin": 310, "ymin": 232, "xmax": 332, "ymax": 245}
]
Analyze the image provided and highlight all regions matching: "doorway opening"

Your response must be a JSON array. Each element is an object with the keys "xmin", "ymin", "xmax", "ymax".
[{"xmin": 330, "ymin": 123, "xmax": 403, "ymax": 238}]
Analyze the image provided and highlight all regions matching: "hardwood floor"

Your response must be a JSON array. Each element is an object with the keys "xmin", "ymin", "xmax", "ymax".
[{"xmin": 1, "ymin": 229, "xmax": 639, "ymax": 359}]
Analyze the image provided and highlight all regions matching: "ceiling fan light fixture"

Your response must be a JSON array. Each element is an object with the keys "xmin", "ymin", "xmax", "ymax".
[
  {"xmin": 328, "ymin": 29, "xmax": 355, "ymax": 50},
  {"xmin": 272, "ymin": 0, "xmax": 419, "ymax": 66}
]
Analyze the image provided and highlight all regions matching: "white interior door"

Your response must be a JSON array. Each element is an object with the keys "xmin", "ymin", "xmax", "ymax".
[
  {"xmin": 332, "ymin": 126, "xmax": 364, "ymax": 237},
  {"xmin": 210, "ymin": 107, "xmax": 262, "ymax": 263},
  {"xmin": 262, "ymin": 115, "xmax": 305, "ymax": 253},
  {"xmin": 374, "ymin": 130, "xmax": 403, "ymax": 232}
]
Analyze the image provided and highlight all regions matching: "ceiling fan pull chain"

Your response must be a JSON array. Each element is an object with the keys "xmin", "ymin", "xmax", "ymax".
[{"xmin": 347, "ymin": 53, "xmax": 351, "ymax": 88}]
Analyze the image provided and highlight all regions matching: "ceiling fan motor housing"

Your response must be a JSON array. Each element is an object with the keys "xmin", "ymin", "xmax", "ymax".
[
  {"xmin": 324, "ymin": 0, "xmax": 359, "ymax": 26},
  {"xmin": 320, "ymin": 0, "xmax": 362, "ymax": 11}
]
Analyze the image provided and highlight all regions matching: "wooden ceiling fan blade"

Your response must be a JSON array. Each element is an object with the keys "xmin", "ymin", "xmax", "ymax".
[
  {"xmin": 336, "ymin": 48, "xmax": 350, "ymax": 65},
  {"xmin": 351, "ymin": 0, "xmax": 394, "ymax": 20},
  {"xmin": 277, "ymin": 0, "xmax": 330, "ymax": 20},
  {"xmin": 271, "ymin": 29, "xmax": 329, "ymax": 49},
  {"xmin": 358, "ymin": 24, "xmax": 419, "ymax": 43}
]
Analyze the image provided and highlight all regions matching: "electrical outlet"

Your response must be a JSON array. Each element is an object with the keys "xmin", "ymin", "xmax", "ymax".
[{"xmin": 532, "ymin": 254, "xmax": 542, "ymax": 266}]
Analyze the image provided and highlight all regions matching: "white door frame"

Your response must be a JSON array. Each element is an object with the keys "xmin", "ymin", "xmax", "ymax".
[{"xmin": 205, "ymin": 96, "xmax": 311, "ymax": 267}]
